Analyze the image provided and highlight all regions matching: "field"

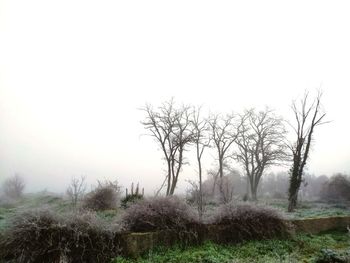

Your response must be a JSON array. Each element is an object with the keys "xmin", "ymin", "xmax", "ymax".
[
  {"xmin": 1, "ymin": 194, "xmax": 350, "ymax": 232},
  {"xmin": 1, "ymin": 194, "xmax": 350, "ymax": 262}
]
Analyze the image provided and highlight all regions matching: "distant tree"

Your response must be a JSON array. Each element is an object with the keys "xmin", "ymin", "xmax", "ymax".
[
  {"xmin": 299, "ymin": 173, "xmax": 329, "ymax": 200},
  {"xmin": 187, "ymin": 166, "xmax": 244, "ymax": 205},
  {"xmin": 141, "ymin": 99, "xmax": 194, "ymax": 195},
  {"xmin": 2, "ymin": 174, "xmax": 25, "ymax": 199},
  {"xmin": 260, "ymin": 172, "xmax": 290, "ymax": 199},
  {"xmin": 287, "ymin": 91, "xmax": 327, "ymax": 212},
  {"xmin": 235, "ymin": 108, "xmax": 288, "ymax": 201},
  {"xmin": 208, "ymin": 113, "xmax": 241, "ymax": 203},
  {"xmin": 66, "ymin": 175, "xmax": 86, "ymax": 208},
  {"xmin": 320, "ymin": 174, "xmax": 350, "ymax": 202},
  {"xmin": 191, "ymin": 106, "xmax": 210, "ymax": 217}
]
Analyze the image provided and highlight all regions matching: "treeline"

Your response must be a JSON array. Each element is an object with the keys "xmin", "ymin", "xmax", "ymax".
[
  {"xmin": 142, "ymin": 91, "xmax": 327, "ymax": 212},
  {"xmin": 186, "ymin": 171, "xmax": 350, "ymax": 206}
]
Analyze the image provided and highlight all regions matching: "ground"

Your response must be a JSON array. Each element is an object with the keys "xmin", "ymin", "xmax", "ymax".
[{"xmin": 0, "ymin": 194, "xmax": 350, "ymax": 262}]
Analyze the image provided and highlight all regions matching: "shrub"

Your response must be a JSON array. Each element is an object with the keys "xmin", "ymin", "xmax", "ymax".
[
  {"xmin": 0, "ymin": 209, "xmax": 65, "ymax": 262},
  {"xmin": 64, "ymin": 211, "xmax": 120, "ymax": 263},
  {"xmin": 122, "ymin": 196, "xmax": 198, "ymax": 232},
  {"xmin": 121, "ymin": 196, "xmax": 200, "ymax": 243},
  {"xmin": 208, "ymin": 203, "xmax": 291, "ymax": 243},
  {"xmin": 0, "ymin": 209, "xmax": 120, "ymax": 263},
  {"xmin": 84, "ymin": 180, "xmax": 121, "ymax": 211}
]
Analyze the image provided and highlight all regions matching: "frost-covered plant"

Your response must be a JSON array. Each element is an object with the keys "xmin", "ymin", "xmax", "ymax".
[
  {"xmin": 83, "ymin": 179, "xmax": 121, "ymax": 211},
  {"xmin": 208, "ymin": 203, "xmax": 291, "ymax": 243},
  {"xmin": 122, "ymin": 196, "xmax": 198, "ymax": 232},
  {"xmin": 122, "ymin": 196, "xmax": 201, "ymax": 244},
  {"xmin": 0, "ymin": 209, "xmax": 120, "ymax": 263}
]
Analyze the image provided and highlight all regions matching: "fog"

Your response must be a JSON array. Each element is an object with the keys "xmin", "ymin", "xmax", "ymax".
[{"xmin": 1, "ymin": 1, "xmax": 350, "ymax": 194}]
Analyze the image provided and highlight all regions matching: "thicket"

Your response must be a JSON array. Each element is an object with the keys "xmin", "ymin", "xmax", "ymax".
[
  {"xmin": 121, "ymin": 196, "xmax": 201, "ymax": 244},
  {"xmin": 208, "ymin": 203, "xmax": 292, "ymax": 243},
  {"xmin": 83, "ymin": 180, "xmax": 121, "ymax": 211},
  {"xmin": 0, "ymin": 209, "xmax": 120, "ymax": 263},
  {"xmin": 122, "ymin": 196, "xmax": 198, "ymax": 231}
]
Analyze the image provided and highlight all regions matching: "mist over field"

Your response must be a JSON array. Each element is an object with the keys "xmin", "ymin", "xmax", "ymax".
[
  {"xmin": 0, "ymin": 1, "xmax": 349, "ymax": 195},
  {"xmin": 0, "ymin": 3, "xmax": 350, "ymax": 196},
  {"xmin": 2, "ymin": 2, "xmax": 350, "ymax": 263}
]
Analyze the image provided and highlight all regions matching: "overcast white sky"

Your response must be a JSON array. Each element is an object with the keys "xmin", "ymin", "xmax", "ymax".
[{"xmin": 0, "ymin": 1, "xmax": 350, "ymax": 194}]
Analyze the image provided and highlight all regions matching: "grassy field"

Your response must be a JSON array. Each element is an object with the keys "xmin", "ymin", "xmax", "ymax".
[
  {"xmin": 113, "ymin": 230, "xmax": 350, "ymax": 263},
  {"xmin": 1, "ymin": 194, "xmax": 350, "ymax": 262}
]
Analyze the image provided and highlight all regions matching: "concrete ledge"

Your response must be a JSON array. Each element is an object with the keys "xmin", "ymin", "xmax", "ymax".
[
  {"xmin": 291, "ymin": 216, "xmax": 350, "ymax": 234},
  {"xmin": 119, "ymin": 216, "xmax": 350, "ymax": 258}
]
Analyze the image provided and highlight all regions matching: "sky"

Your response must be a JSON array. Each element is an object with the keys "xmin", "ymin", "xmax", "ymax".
[{"xmin": 0, "ymin": 1, "xmax": 350, "ymax": 194}]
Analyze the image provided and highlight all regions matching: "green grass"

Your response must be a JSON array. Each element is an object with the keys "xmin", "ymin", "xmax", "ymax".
[{"xmin": 113, "ymin": 231, "xmax": 350, "ymax": 263}]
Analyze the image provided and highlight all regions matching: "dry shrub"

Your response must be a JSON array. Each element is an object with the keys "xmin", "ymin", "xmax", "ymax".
[
  {"xmin": 121, "ymin": 196, "xmax": 201, "ymax": 243},
  {"xmin": 64, "ymin": 211, "xmax": 120, "ymax": 263},
  {"xmin": 0, "ymin": 209, "xmax": 120, "ymax": 263},
  {"xmin": 0, "ymin": 209, "xmax": 65, "ymax": 263},
  {"xmin": 208, "ymin": 203, "xmax": 291, "ymax": 243},
  {"xmin": 84, "ymin": 180, "xmax": 121, "ymax": 211}
]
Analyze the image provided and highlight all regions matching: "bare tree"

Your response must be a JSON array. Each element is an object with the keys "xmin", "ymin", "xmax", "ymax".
[
  {"xmin": 2, "ymin": 174, "xmax": 25, "ymax": 199},
  {"xmin": 208, "ymin": 113, "xmax": 241, "ymax": 203},
  {"xmin": 287, "ymin": 91, "xmax": 327, "ymax": 212},
  {"xmin": 66, "ymin": 175, "xmax": 86, "ymax": 208},
  {"xmin": 191, "ymin": 106, "xmax": 210, "ymax": 217},
  {"xmin": 235, "ymin": 108, "xmax": 288, "ymax": 201},
  {"xmin": 141, "ymin": 99, "xmax": 194, "ymax": 195}
]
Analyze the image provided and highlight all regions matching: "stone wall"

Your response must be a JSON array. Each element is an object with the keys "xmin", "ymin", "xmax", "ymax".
[{"xmin": 119, "ymin": 216, "xmax": 350, "ymax": 258}]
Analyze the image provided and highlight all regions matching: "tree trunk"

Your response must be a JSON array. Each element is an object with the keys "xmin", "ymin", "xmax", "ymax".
[
  {"xmin": 198, "ymin": 156, "xmax": 203, "ymax": 218},
  {"xmin": 250, "ymin": 181, "xmax": 258, "ymax": 201}
]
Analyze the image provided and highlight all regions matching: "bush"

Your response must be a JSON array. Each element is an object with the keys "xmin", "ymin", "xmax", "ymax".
[
  {"xmin": 0, "ymin": 209, "xmax": 120, "ymax": 263},
  {"xmin": 84, "ymin": 180, "xmax": 121, "ymax": 211},
  {"xmin": 121, "ymin": 196, "xmax": 200, "ymax": 243},
  {"xmin": 64, "ymin": 212, "xmax": 120, "ymax": 263},
  {"xmin": 122, "ymin": 196, "xmax": 198, "ymax": 232},
  {"xmin": 208, "ymin": 203, "xmax": 291, "ymax": 243}
]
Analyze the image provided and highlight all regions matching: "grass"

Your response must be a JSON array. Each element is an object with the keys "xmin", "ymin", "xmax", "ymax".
[
  {"xmin": 0, "ymin": 193, "xmax": 72, "ymax": 232},
  {"xmin": 113, "ymin": 230, "xmax": 350, "ymax": 263},
  {"xmin": 262, "ymin": 199, "xmax": 350, "ymax": 219}
]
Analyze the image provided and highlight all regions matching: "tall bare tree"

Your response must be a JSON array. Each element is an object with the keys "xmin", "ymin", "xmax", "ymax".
[
  {"xmin": 66, "ymin": 175, "xmax": 86, "ymax": 208},
  {"xmin": 141, "ymin": 99, "xmax": 193, "ymax": 195},
  {"xmin": 235, "ymin": 108, "xmax": 288, "ymax": 201},
  {"xmin": 208, "ymin": 113, "xmax": 241, "ymax": 203},
  {"xmin": 288, "ymin": 91, "xmax": 327, "ymax": 212},
  {"xmin": 191, "ymin": 106, "xmax": 210, "ymax": 217}
]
